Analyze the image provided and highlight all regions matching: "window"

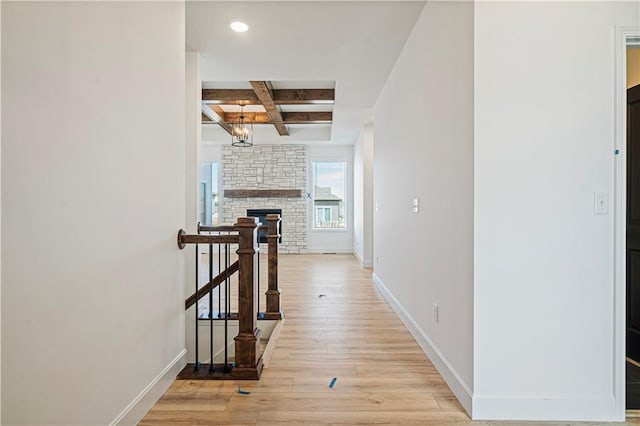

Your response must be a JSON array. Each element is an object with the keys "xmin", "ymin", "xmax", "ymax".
[
  {"xmin": 200, "ymin": 162, "xmax": 220, "ymax": 225},
  {"xmin": 312, "ymin": 162, "xmax": 346, "ymax": 229}
]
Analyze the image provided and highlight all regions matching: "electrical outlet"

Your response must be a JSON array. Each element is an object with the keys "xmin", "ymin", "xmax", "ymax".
[
  {"xmin": 433, "ymin": 303, "xmax": 439, "ymax": 323},
  {"xmin": 412, "ymin": 198, "xmax": 419, "ymax": 213},
  {"xmin": 376, "ymin": 257, "xmax": 380, "ymax": 265}
]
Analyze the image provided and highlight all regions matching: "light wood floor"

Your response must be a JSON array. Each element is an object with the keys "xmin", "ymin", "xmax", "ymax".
[{"xmin": 141, "ymin": 254, "xmax": 640, "ymax": 426}]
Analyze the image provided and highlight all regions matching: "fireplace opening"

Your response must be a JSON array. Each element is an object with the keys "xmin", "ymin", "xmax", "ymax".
[{"xmin": 246, "ymin": 209, "xmax": 282, "ymax": 243}]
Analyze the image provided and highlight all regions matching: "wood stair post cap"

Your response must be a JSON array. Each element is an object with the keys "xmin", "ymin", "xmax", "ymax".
[{"xmin": 234, "ymin": 217, "xmax": 259, "ymax": 228}]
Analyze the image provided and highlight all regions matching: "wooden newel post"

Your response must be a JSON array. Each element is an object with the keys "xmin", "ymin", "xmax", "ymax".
[
  {"xmin": 264, "ymin": 214, "xmax": 282, "ymax": 320},
  {"xmin": 233, "ymin": 217, "xmax": 263, "ymax": 379}
]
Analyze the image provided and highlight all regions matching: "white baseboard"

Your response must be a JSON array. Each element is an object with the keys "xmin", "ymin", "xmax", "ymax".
[
  {"xmin": 472, "ymin": 394, "xmax": 617, "ymax": 421},
  {"xmin": 372, "ymin": 273, "xmax": 473, "ymax": 416},
  {"xmin": 111, "ymin": 349, "xmax": 186, "ymax": 426},
  {"xmin": 352, "ymin": 250, "xmax": 372, "ymax": 268},
  {"xmin": 262, "ymin": 319, "xmax": 285, "ymax": 369},
  {"xmin": 306, "ymin": 248, "xmax": 353, "ymax": 254}
]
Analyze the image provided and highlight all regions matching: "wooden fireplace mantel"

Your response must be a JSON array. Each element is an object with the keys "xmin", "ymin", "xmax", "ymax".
[{"xmin": 224, "ymin": 189, "xmax": 302, "ymax": 198}]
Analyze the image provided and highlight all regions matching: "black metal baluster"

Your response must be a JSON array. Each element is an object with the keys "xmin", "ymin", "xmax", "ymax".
[
  {"xmin": 218, "ymin": 237, "xmax": 222, "ymax": 318},
  {"xmin": 209, "ymin": 242, "xmax": 214, "ymax": 372},
  {"xmin": 194, "ymin": 244, "xmax": 199, "ymax": 372},
  {"xmin": 257, "ymin": 238, "xmax": 260, "ymax": 318},
  {"xmin": 224, "ymin": 241, "xmax": 230, "ymax": 372}
]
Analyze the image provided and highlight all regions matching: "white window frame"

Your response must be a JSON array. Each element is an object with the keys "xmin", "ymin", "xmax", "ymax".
[
  {"xmin": 308, "ymin": 158, "xmax": 351, "ymax": 233},
  {"xmin": 199, "ymin": 161, "xmax": 221, "ymax": 226}
]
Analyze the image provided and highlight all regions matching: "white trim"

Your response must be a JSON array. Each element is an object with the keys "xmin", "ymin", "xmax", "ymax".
[
  {"xmin": 614, "ymin": 25, "xmax": 640, "ymax": 420},
  {"xmin": 472, "ymin": 394, "xmax": 616, "ymax": 421},
  {"xmin": 262, "ymin": 319, "xmax": 285, "ymax": 369},
  {"xmin": 110, "ymin": 349, "xmax": 187, "ymax": 426},
  {"xmin": 306, "ymin": 149, "xmax": 354, "ymax": 253},
  {"xmin": 352, "ymin": 250, "xmax": 372, "ymax": 268},
  {"xmin": 372, "ymin": 273, "xmax": 473, "ymax": 415},
  {"xmin": 309, "ymin": 227, "xmax": 350, "ymax": 233}
]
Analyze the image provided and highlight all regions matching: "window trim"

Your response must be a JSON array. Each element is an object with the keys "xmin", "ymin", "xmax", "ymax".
[
  {"xmin": 308, "ymin": 158, "xmax": 351, "ymax": 233},
  {"xmin": 199, "ymin": 161, "xmax": 221, "ymax": 226}
]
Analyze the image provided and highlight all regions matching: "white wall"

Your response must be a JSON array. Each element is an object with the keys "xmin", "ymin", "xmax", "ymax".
[
  {"xmin": 474, "ymin": 2, "xmax": 639, "ymax": 421},
  {"xmin": 353, "ymin": 125, "xmax": 373, "ymax": 267},
  {"xmin": 1, "ymin": 3, "xmax": 185, "ymax": 424},
  {"xmin": 185, "ymin": 53, "xmax": 201, "ymax": 310},
  {"xmin": 307, "ymin": 144, "xmax": 354, "ymax": 253},
  {"xmin": 186, "ymin": 52, "xmax": 202, "ymax": 233},
  {"xmin": 372, "ymin": 1, "xmax": 474, "ymax": 413},
  {"xmin": 201, "ymin": 143, "xmax": 222, "ymax": 164}
]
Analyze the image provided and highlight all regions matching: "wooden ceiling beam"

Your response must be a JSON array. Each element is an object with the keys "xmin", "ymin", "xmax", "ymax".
[
  {"xmin": 282, "ymin": 111, "xmax": 333, "ymax": 124},
  {"xmin": 201, "ymin": 105, "xmax": 233, "ymax": 135},
  {"xmin": 250, "ymin": 81, "xmax": 288, "ymax": 136},
  {"xmin": 223, "ymin": 111, "xmax": 332, "ymax": 125},
  {"xmin": 202, "ymin": 88, "xmax": 335, "ymax": 105},
  {"xmin": 202, "ymin": 89, "xmax": 258, "ymax": 104},
  {"xmin": 222, "ymin": 112, "xmax": 269, "ymax": 124},
  {"xmin": 273, "ymin": 88, "xmax": 334, "ymax": 105}
]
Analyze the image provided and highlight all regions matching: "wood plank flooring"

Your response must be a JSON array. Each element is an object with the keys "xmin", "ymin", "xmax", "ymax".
[{"xmin": 141, "ymin": 254, "xmax": 640, "ymax": 425}]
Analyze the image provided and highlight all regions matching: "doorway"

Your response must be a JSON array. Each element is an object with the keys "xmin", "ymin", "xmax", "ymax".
[
  {"xmin": 627, "ymin": 81, "xmax": 640, "ymax": 410},
  {"xmin": 626, "ymin": 39, "xmax": 640, "ymax": 411}
]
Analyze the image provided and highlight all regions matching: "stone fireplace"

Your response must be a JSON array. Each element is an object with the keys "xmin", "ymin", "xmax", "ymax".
[{"xmin": 221, "ymin": 144, "xmax": 307, "ymax": 253}]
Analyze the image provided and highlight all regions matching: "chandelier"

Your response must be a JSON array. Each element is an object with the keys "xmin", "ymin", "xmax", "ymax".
[{"xmin": 231, "ymin": 105, "xmax": 253, "ymax": 147}]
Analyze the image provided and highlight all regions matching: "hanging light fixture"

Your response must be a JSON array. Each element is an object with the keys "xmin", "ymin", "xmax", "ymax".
[{"xmin": 231, "ymin": 105, "xmax": 253, "ymax": 147}]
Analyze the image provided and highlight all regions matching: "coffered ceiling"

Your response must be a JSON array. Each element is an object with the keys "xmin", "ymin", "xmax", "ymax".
[
  {"xmin": 201, "ymin": 80, "xmax": 335, "ymax": 137},
  {"xmin": 187, "ymin": 1, "xmax": 426, "ymax": 144}
]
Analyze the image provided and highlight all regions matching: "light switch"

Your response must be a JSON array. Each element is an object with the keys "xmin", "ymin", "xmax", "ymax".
[
  {"xmin": 594, "ymin": 192, "xmax": 609, "ymax": 215},
  {"xmin": 412, "ymin": 198, "xmax": 419, "ymax": 213}
]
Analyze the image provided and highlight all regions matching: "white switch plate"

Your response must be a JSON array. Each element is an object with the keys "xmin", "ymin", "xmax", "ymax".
[
  {"xmin": 412, "ymin": 198, "xmax": 419, "ymax": 213},
  {"xmin": 433, "ymin": 303, "xmax": 439, "ymax": 323},
  {"xmin": 594, "ymin": 192, "xmax": 609, "ymax": 215}
]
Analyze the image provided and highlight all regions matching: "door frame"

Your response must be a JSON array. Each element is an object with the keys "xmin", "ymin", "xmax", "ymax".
[{"xmin": 615, "ymin": 25, "xmax": 640, "ymax": 419}]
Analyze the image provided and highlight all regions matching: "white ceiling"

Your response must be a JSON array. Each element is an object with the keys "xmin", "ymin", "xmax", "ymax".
[{"xmin": 187, "ymin": 1, "xmax": 426, "ymax": 144}]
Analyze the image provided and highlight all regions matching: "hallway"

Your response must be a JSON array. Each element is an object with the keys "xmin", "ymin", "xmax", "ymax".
[{"xmin": 140, "ymin": 255, "xmax": 640, "ymax": 425}]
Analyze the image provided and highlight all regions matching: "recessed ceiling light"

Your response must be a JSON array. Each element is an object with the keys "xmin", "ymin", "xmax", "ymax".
[{"xmin": 230, "ymin": 20, "xmax": 249, "ymax": 33}]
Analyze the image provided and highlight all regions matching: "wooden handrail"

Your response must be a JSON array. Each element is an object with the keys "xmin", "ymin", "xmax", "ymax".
[
  {"xmin": 184, "ymin": 260, "xmax": 239, "ymax": 310},
  {"xmin": 177, "ymin": 230, "xmax": 239, "ymax": 249},
  {"xmin": 196, "ymin": 223, "xmax": 268, "ymax": 234},
  {"xmin": 197, "ymin": 223, "xmax": 238, "ymax": 233}
]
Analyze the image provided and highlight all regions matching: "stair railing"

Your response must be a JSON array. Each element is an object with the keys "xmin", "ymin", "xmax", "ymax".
[
  {"xmin": 176, "ymin": 216, "xmax": 263, "ymax": 379},
  {"xmin": 198, "ymin": 214, "xmax": 282, "ymax": 320}
]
